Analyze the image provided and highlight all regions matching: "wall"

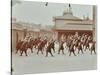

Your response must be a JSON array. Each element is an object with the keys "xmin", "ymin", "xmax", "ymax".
[{"xmin": 55, "ymin": 24, "xmax": 93, "ymax": 30}]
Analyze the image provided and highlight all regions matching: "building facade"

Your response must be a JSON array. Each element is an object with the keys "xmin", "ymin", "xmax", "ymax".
[
  {"xmin": 11, "ymin": 18, "xmax": 54, "ymax": 51},
  {"xmin": 11, "ymin": 18, "xmax": 40, "ymax": 51},
  {"xmin": 53, "ymin": 4, "xmax": 94, "ymax": 40}
]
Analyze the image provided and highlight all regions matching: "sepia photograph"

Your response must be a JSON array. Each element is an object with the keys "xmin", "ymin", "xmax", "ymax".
[{"xmin": 11, "ymin": 0, "xmax": 97, "ymax": 75}]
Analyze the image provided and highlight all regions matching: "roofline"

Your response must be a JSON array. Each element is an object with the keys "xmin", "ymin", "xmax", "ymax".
[
  {"xmin": 53, "ymin": 29, "xmax": 93, "ymax": 31},
  {"xmin": 54, "ymin": 18, "xmax": 82, "ymax": 21},
  {"xmin": 66, "ymin": 23, "xmax": 93, "ymax": 25}
]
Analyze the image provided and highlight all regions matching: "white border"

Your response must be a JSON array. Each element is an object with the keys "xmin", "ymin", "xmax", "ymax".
[{"xmin": 0, "ymin": 0, "xmax": 100, "ymax": 75}]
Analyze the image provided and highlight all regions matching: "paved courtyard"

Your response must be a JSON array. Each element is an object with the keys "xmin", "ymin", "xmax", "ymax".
[{"xmin": 12, "ymin": 46, "xmax": 97, "ymax": 75}]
